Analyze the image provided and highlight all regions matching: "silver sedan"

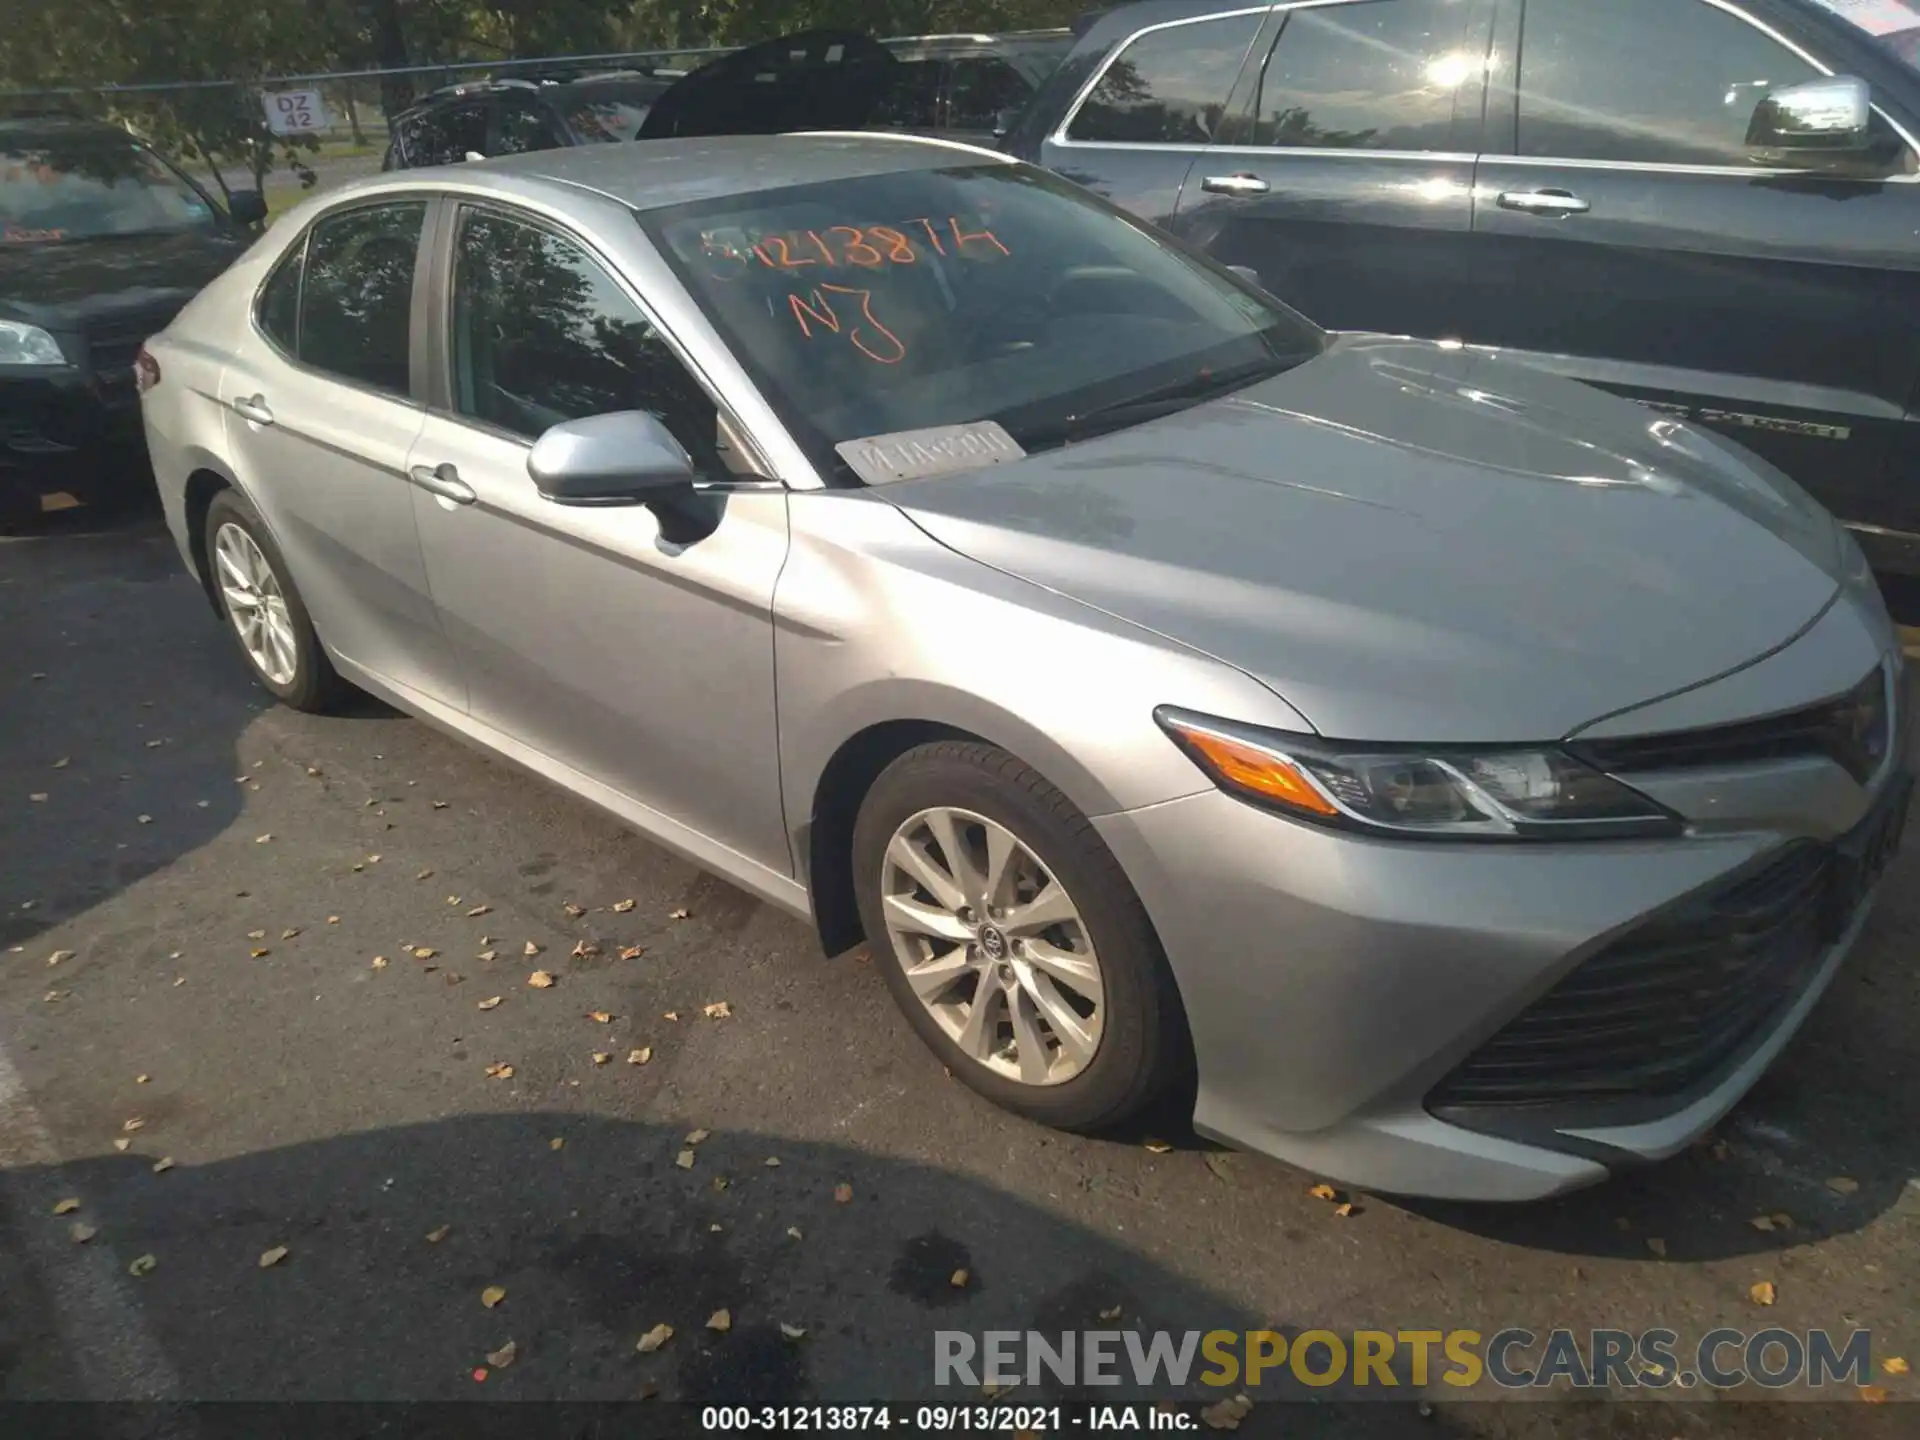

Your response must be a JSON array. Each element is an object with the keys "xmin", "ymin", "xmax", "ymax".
[{"xmin": 138, "ymin": 134, "xmax": 1909, "ymax": 1201}]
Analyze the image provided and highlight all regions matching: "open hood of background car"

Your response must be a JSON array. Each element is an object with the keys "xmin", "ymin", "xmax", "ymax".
[{"xmin": 636, "ymin": 29, "xmax": 899, "ymax": 139}]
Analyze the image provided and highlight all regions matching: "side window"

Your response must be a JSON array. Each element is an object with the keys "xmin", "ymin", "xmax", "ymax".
[
  {"xmin": 875, "ymin": 59, "xmax": 945, "ymax": 130},
  {"xmin": 494, "ymin": 96, "xmax": 562, "ymax": 155},
  {"xmin": 1517, "ymin": 0, "xmax": 1821, "ymax": 165},
  {"xmin": 449, "ymin": 208, "xmax": 724, "ymax": 473},
  {"xmin": 947, "ymin": 57, "xmax": 1036, "ymax": 132},
  {"xmin": 296, "ymin": 202, "xmax": 425, "ymax": 394},
  {"xmin": 1231, "ymin": 0, "xmax": 1474, "ymax": 151},
  {"xmin": 1066, "ymin": 13, "xmax": 1264, "ymax": 144},
  {"xmin": 256, "ymin": 237, "xmax": 303, "ymax": 352},
  {"xmin": 405, "ymin": 101, "xmax": 488, "ymax": 165}
]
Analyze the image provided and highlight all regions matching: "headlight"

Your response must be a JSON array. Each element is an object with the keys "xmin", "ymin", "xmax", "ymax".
[
  {"xmin": 0, "ymin": 320, "xmax": 67, "ymax": 367},
  {"xmin": 1156, "ymin": 707, "xmax": 1681, "ymax": 840}
]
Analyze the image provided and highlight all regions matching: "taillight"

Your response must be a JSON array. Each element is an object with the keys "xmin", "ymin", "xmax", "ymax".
[{"xmin": 133, "ymin": 343, "xmax": 161, "ymax": 395}]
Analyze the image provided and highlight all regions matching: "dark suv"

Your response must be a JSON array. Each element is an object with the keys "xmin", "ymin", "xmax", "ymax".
[{"xmin": 1005, "ymin": 0, "xmax": 1920, "ymax": 576}]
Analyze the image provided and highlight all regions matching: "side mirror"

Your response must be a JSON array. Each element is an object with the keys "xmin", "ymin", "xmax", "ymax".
[
  {"xmin": 1225, "ymin": 264, "xmax": 1262, "ymax": 287},
  {"xmin": 527, "ymin": 411, "xmax": 714, "ymax": 541},
  {"xmin": 1747, "ymin": 75, "xmax": 1873, "ymax": 156},
  {"xmin": 228, "ymin": 189, "xmax": 267, "ymax": 226}
]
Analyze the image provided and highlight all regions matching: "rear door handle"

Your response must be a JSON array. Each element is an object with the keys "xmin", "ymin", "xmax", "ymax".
[
  {"xmin": 1496, "ymin": 188, "xmax": 1590, "ymax": 215},
  {"xmin": 409, "ymin": 462, "xmax": 476, "ymax": 505},
  {"xmin": 1200, "ymin": 173, "xmax": 1270, "ymax": 197},
  {"xmin": 231, "ymin": 395, "xmax": 274, "ymax": 426}
]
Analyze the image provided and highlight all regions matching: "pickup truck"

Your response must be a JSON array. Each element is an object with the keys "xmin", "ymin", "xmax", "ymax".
[{"xmin": 1004, "ymin": 0, "xmax": 1920, "ymax": 577}]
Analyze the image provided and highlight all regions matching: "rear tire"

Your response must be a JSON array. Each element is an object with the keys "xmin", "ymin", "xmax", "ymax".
[
  {"xmin": 204, "ymin": 489, "xmax": 347, "ymax": 713},
  {"xmin": 852, "ymin": 740, "xmax": 1186, "ymax": 1132}
]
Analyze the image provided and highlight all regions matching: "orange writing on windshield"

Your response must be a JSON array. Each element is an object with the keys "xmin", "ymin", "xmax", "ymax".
[
  {"xmin": 701, "ymin": 216, "xmax": 1009, "ymax": 278},
  {"xmin": 786, "ymin": 283, "xmax": 906, "ymax": 365}
]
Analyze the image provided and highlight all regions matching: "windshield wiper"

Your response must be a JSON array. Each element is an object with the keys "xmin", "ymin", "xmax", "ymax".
[{"xmin": 1019, "ymin": 354, "xmax": 1298, "ymax": 449}]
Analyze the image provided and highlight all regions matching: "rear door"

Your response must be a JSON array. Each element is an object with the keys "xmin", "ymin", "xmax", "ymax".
[
  {"xmin": 1465, "ymin": 0, "xmax": 1920, "ymax": 543},
  {"xmin": 1170, "ymin": 0, "xmax": 1492, "ymax": 337},
  {"xmin": 1037, "ymin": 5, "xmax": 1271, "ymax": 223}
]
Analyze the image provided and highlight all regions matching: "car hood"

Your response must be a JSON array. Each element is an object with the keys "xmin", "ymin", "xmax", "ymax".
[
  {"xmin": 881, "ymin": 337, "xmax": 1850, "ymax": 743},
  {"xmin": 0, "ymin": 228, "xmax": 243, "ymax": 331},
  {"xmin": 636, "ymin": 28, "xmax": 898, "ymax": 139}
]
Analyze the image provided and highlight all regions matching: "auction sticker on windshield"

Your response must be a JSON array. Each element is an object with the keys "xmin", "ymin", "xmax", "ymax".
[{"xmin": 836, "ymin": 421, "xmax": 1026, "ymax": 484}]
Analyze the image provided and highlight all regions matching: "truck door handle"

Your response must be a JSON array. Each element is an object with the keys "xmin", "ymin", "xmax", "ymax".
[
  {"xmin": 1497, "ymin": 188, "xmax": 1590, "ymax": 215},
  {"xmin": 409, "ymin": 462, "xmax": 476, "ymax": 505},
  {"xmin": 1201, "ymin": 173, "xmax": 1270, "ymax": 197},
  {"xmin": 231, "ymin": 395, "xmax": 274, "ymax": 426}
]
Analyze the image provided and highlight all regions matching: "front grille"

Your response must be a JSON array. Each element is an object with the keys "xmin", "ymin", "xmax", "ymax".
[
  {"xmin": 1572, "ymin": 664, "xmax": 1890, "ymax": 784},
  {"xmin": 1430, "ymin": 842, "xmax": 1833, "ymax": 1110}
]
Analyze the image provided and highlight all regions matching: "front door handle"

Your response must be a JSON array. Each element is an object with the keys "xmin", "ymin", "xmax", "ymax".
[
  {"xmin": 231, "ymin": 394, "xmax": 274, "ymax": 426},
  {"xmin": 409, "ymin": 462, "xmax": 476, "ymax": 505},
  {"xmin": 1496, "ymin": 188, "xmax": 1591, "ymax": 215},
  {"xmin": 1200, "ymin": 172, "xmax": 1271, "ymax": 197}
]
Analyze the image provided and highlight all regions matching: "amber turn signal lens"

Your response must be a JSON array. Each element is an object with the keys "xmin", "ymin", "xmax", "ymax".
[{"xmin": 1166, "ymin": 722, "xmax": 1339, "ymax": 818}]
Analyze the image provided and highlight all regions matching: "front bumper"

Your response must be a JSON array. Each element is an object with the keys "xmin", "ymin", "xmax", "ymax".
[
  {"xmin": 1, "ymin": 367, "xmax": 151, "ymax": 512},
  {"xmin": 1096, "ymin": 692, "xmax": 1908, "ymax": 1202}
]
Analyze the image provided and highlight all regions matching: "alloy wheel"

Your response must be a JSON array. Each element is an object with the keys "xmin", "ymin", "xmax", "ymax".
[
  {"xmin": 878, "ymin": 806, "xmax": 1105, "ymax": 1086},
  {"xmin": 213, "ymin": 522, "xmax": 298, "ymax": 687}
]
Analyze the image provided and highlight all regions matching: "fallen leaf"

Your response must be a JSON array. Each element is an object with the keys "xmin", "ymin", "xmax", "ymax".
[
  {"xmin": 636, "ymin": 1323, "xmax": 674, "ymax": 1353},
  {"xmin": 432, "ymin": 800, "xmax": 449, "ymax": 810},
  {"xmin": 528, "ymin": 971, "xmax": 555, "ymax": 989},
  {"xmin": 1199, "ymin": 1395, "xmax": 1253, "ymax": 1432},
  {"xmin": 122, "ymin": 1118, "xmax": 145, "ymax": 1133},
  {"xmin": 1647, "ymin": 1238, "xmax": 1668, "ymax": 1257},
  {"xmin": 52, "ymin": 1198, "xmax": 80, "ymax": 1215},
  {"xmin": 478, "ymin": 996, "xmax": 503, "ymax": 1011},
  {"xmin": 70, "ymin": 1223, "xmax": 97, "ymax": 1243},
  {"xmin": 1827, "ymin": 1176, "xmax": 1861, "ymax": 1195},
  {"xmin": 424, "ymin": 1224, "xmax": 451, "ymax": 1243},
  {"xmin": 467, "ymin": 905, "xmax": 491, "ymax": 918},
  {"xmin": 128, "ymin": 1254, "xmax": 157, "ymax": 1277},
  {"xmin": 686, "ymin": 1129, "xmax": 710, "ymax": 1145},
  {"xmin": 571, "ymin": 941, "xmax": 600, "ymax": 959},
  {"xmin": 703, "ymin": 1001, "xmax": 732, "ymax": 1019},
  {"xmin": 611, "ymin": 899, "xmax": 636, "ymax": 913},
  {"xmin": 523, "ymin": 941, "xmax": 542, "ymax": 957},
  {"xmin": 628, "ymin": 1047, "xmax": 652, "ymax": 1065},
  {"xmin": 675, "ymin": 1149, "xmax": 696, "ymax": 1169},
  {"xmin": 112, "ymin": 1138, "xmax": 129, "ymax": 1151},
  {"xmin": 44, "ymin": 990, "xmax": 68, "ymax": 1003},
  {"xmin": 712, "ymin": 1176, "xmax": 731, "ymax": 1192},
  {"xmin": 146, "ymin": 739, "xmax": 165, "ymax": 749},
  {"xmin": 1860, "ymin": 1385, "xmax": 1891, "ymax": 1403},
  {"xmin": 618, "ymin": 945, "xmax": 644, "ymax": 961},
  {"xmin": 29, "ymin": 793, "xmax": 49, "ymax": 804},
  {"xmin": 950, "ymin": 1268, "xmax": 969, "ymax": 1289},
  {"xmin": 259, "ymin": 1245, "xmax": 289, "ymax": 1269},
  {"xmin": 281, "ymin": 928, "xmax": 300, "ymax": 940},
  {"xmin": 1884, "ymin": 1357, "xmax": 1910, "ymax": 1376},
  {"xmin": 446, "ymin": 896, "xmax": 463, "ymax": 906},
  {"xmin": 135, "ymin": 1074, "xmax": 150, "ymax": 1085},
  {"xmin": 477, "ymin": 949, "xmax": 498, "ymax": 962},
  {"xmin": 481, "ymin": 1286, "xmax": 507, "ymax": 1309},
  {"xmin": 707, "ymin": 1309, "xmax": 732, "ymax": 1333},
  {"xmin": 249, "ymin": 948, "xmax": 270, "ymax": 958},
  {"xmin": 1750, "ymin": 1215, "xmax": 1778, "ymax": 1232},
  {"xmin": 137, "ymin": 814, "xmax": 152, "ymax": 824},
  {"xmin": 663, "ymin": 1011, "xmax": 680, "ymax": 1022},
  {"xmin": 833, "ymin": 1183, "xmax": 853, "ymax": 1204},
  {"xmin": 47, "ymin": 949, "xmax": 74, "ymax": 966},
  {"xmin": 592, "ymin": 1052, "xmax": 611, "ymax": 1065},
  {"xmin": 486, "ymin": 1340, "xmax": 516, "ymax": 1369},
  {"xmin": 780, "ymin": 1323, "xmax": 807, "ymax": 1341},
  {"xmin": 366, "ymin": 854, "xmax": 381, "ymax": 864},
  {"xmin": 247, "ymin": 930, "xmax": 267, "ymax": 940},
  {"xmin": 787, "ymin": 1227, "xmax": 803, "ymax": 1240},
  {"xmin": 152, "ymin": 1157, "xmax": 174, "ymax": 1174},
  {"xmin": 484, "ymin": 1063, "xmax": 515, "ymax": 1079},
  {"xmin": 1099, "ymin": 1306, "xmax": 1123, "ymax": 1321},
  {"xmin": 1143, "ymin": 1138, "xmax": 1173, "ymax": 1154},
  {"xmin": 563, "ymin": 903, "xmax": 585, "ymax": 918},
  {"xmin": 670, "ymin": 908, "xmax": 689, "ymax": 920},
  {"xmin": 412, "ymin": 947, "xmax": 438, "ymax": 960},
  {"xmin": 53, "ymin": 758, "xmax": 68, "ymax": 769},
  {"xmin": 416, "ymin": 869, "xmax": 433, "ymax": 881},
  {"xmin": 550, "ymin": 1137, "xmax": 565, "ymax": 1151},
  {"xmin": 327, "ymin": 916, "xmax": 340, "ymax": 925},
  {"xmin": 1308, "ymin": 1184, "xmax": 1337, "ymax": 1202},
  {"xmin": 1333, "ymin": 1202, "xmax": 1355, "ymax": 1218},
  {"xmin": 1771, "ymin": 1212, "xmax": 1794, "ymax": 1229},
  {"xmin": 764, "ymin": 1156, "xmax": 781, "ymax": 1168},
  {"xmin": 371, "ymin": 956, "xmax": 389, "ymax": 969},
  {"xmin": 255, "ymin": 834, "xmax": 272, "ymax": 844},
  {"xmin": 1749, "ymin": 1280, "xmax": 1777, "ymax": 1306},
  {"xmin": 587, "ymin": 1010, "xmax": 612, "ymax": 1024}
]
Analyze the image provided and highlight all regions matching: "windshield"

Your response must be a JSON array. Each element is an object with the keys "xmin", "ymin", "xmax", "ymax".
[
  {"xmin": 1809, "ymin": 0, "xmax": 1920, "ymax": 71},
  {"xmin": 566, "ymin": 81, "xmax": 671, "ymax": 142},
  {"xmin": 642, "ymin": 163, "xmax": 1323, "ymax": 483},
  {"xmin": 1, "ymin": 136, "xmax": 218, "ymax": 243}
]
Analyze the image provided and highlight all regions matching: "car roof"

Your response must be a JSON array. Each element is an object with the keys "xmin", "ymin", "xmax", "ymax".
[
  {"xmin": 436, "ymin": 131, "xmax": 1010, "ymax": 211},
  {"xmin": 0, "ymin": 115, "xmax": 137, "ymax": 147}
]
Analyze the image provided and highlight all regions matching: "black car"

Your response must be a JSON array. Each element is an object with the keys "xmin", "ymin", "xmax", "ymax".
[
  {"xmin": 382, "ymin": 70, "xmax": 682, "ymax": 169},
  {"xmin": 870, "ymin": 31, "xmax": 1076, "ymax": 143},
  {"xmin": 1, "ymin": 115, "xmax": 263, "ymax": 521},
  {"xmin": 1004, "ymin": 0, "xmax": 1920, "ymax": 576}
]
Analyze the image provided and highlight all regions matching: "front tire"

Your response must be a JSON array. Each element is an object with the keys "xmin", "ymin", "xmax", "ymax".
[
  {"xmin": 204, "ymin": 489, "xmax": 346, "ymax": 713},
  {"xmin": 852, "ymin": 740, "xmax": 1186, "ymax": 1132}
]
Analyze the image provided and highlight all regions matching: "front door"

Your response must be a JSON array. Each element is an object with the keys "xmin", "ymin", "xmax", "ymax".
[
  {"xmin": 1036, "ymin": 6, "xmax": 1270, "ymax": 222},
  {"xmin": 217, "ymin": 197, "xmax": 464, "ymax": 705},
  {"xmin": 1171, "ymin": 0, "xmax": 1492, "ymax": 339},
  {"xmin": 407, "ymin": 202, "xmax": 793, "ymax": 875},
  {"xmin": 1464, "ymin": 0, "xmax": 1920, "ymax": 542}
]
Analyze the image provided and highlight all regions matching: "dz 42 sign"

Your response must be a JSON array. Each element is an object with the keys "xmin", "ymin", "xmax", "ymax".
[{"xmin": 263, "ymin": 89, "xmax": 330, "ymax": 136}]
